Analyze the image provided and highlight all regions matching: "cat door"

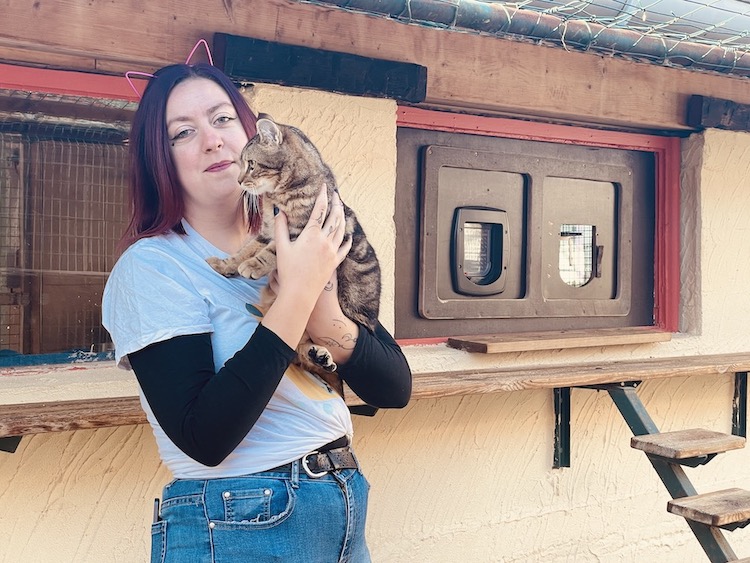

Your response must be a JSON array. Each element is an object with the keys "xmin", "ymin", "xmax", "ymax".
[{"xmin": 451, "ymin": 207, "xmax": 509, "ymax": 296}]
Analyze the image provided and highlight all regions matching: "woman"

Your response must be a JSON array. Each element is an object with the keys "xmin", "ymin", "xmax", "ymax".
[{"xmin": 102, "ymin": 61, "xmax": 411, "ymax": 562}]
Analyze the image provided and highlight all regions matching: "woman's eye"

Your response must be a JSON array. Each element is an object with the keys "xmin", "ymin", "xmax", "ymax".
[
  {"xmin": 170, "ymin": 129, "xmax": 192, "ymax": 141},
  {"xmin": 216, "ymin": 115, "xmax": 235, "ymax": 125}
]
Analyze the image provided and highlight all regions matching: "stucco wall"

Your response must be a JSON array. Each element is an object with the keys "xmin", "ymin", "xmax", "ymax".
[{"xmin": 2, "ymin": 91, "xmax": 750, "ymax": 562}]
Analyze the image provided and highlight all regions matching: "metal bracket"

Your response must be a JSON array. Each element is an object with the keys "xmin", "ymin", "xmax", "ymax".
[
  {"xmin": 553, "ymin": 387, "xmax": 570, "ymax": 468},
  {"xmin": 733, "ymin": 372, "xmax": 747, "ymax": 438}
]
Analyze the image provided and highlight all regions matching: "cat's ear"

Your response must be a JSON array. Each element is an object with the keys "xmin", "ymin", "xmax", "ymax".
[{"xmin": 256, "ymin": 118, "xmax": 283, "ymax": 146}]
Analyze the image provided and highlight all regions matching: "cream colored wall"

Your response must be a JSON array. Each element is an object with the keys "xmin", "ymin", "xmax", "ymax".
[{"xmin": 2, "ymin": 93, "xmax": 750, "ymax": 563}]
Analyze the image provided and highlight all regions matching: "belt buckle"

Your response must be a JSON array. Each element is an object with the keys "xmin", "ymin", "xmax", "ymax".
[{"xmin": 302, "ymin": 451, "xmax": 328, "ymax": 478}]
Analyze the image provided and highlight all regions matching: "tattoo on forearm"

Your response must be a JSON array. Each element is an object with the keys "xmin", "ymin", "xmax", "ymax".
[
  {"xmin": 324, "ymin": 281, "xmax": 334, "ymax": 291},
  {"xmin": 319, "ymin": 334, "xmax": 357, "ymax": 350}
]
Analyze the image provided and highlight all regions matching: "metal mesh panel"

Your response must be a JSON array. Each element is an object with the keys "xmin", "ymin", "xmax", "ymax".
[
  {"xmin": 304, "ymin": 0, "xmax": 750, "ymax": 77},
  {"xmin": 0, "ymin": 110, "xmax": 129, "ymax": 356}
]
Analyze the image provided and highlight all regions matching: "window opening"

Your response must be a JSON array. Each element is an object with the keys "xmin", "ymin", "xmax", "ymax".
[
  {"xmin": 0, "ymin": 89, "xmax": 132, "ymax": 365},
  {"xmin": 559, "ymin": 224, "xmax": 595, "ymax": 288}
]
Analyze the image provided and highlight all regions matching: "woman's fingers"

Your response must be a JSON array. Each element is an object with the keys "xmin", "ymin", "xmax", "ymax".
[
  {"xmin": 323, "ymin": 190, "xmax": 346, "ymax": 244},
  {"xmin": 305, "ymin": 183, "xmax": 329, "ymax": 231},
  {"xmin": 336, "ymin": 233, "xmax": 353, "ymax": 265}
]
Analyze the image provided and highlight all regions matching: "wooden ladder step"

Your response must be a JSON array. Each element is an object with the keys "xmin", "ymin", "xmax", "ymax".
[
  {"xmin": 631, "ymin": 428, "xmax": 745, "ymax": 460},
  {"xmin": 668, "ymin": 488, "xmax": 750, "ymax": 528}
]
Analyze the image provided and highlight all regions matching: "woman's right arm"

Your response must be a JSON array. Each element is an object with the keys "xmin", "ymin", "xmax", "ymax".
[{"xmin": 128, "ymin": 324, "xmax": 296, "ymax": 467}]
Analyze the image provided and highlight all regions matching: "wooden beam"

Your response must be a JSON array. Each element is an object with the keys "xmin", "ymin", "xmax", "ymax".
[
  {"xmin": 688, "ymin": 95, "xmax": 750, "ymax": 132},
  {"xmin": 1, "ymin": 0, "xmax": 750, "ymax": 130},
  {"xmin": 4, "ymin": 352, "xmax": 750, "ymax": 437},
  {"xmin": 214, "ymin": 33, "xmax": 427, "ymax": 102}
]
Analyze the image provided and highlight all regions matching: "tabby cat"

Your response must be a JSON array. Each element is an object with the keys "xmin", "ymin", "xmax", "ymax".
[{"xmin": 207, "ymin": 117, "xmax": 381, "ymax": 391}]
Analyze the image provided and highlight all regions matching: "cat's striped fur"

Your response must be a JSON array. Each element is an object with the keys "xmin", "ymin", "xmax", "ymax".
[{"xmin": 207, "ymin": 117, "xmax": 381, "ymax": 388}]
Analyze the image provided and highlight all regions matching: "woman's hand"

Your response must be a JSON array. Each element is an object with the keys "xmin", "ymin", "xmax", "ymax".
[
  {"xmin": 276, "ymin": 185, "xmax": 348, "ymax": 295},
  {"xmin": 260, "ymin": 185, "xmax": 351, "ymax": 350}
]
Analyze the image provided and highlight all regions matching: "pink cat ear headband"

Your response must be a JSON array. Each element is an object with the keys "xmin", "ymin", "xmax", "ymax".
[{"xmin": 124, "ymin": 38, "xmax": 214, "ymax": 99}]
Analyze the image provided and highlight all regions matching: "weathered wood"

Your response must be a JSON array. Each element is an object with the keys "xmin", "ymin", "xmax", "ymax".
[
  {"xmin": 687, "ymin": 95, "xmax": 750, "ymax": 132},
  {"xmin": 448, "ymin": 327, "xmax": 671, "ymax": 354},
  {"xmin": 668, "ymin": 488, "xmax": 750, "ymax": 527},
  {"xmin": 631, "ymin": 429, "xmax": 746, "ymax": 459},
  {"xmin": 4, "ymin": 352, "xmax": 750, "ymax": 437},
  {"xmin": 0, "ymin": 396, "xmax": 146, "ymax": 437},
  {"xmin": 1, "ymin": 0, "xmax": 750, "ymax": 130},
  {"xmin": 214, "ymin": 33, "xmax": 427, "ymax": 102}
]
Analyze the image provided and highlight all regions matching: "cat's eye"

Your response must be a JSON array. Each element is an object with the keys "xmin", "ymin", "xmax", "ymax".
[{"xmin": 247, "ymin": 160, "xmax": 256, "ymax": 171}]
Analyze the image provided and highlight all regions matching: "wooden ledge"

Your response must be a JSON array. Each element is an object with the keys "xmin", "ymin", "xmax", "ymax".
[
  {"xmin": 447, "ymin": 327, "xmax": 671, "ymax": 354},
  {"xmin": 2, "ymin": 352, "xmax": 750, "ymax": 438}
]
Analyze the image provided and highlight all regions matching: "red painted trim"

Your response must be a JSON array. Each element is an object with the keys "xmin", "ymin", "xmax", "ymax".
[
  {"xmin": 654, "ymin": 138, "xmax": 682, "ymax": 331},
  {"xmin": 0, "ymin": 63, "xmax": 143, "ymax": 101},
  {"xmin": 397, "ymin": 106, "xmax": 680, "ymax": 332}
]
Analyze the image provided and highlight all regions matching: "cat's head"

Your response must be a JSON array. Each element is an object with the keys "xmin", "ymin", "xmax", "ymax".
[{"xmin": 237, "ymin": 117, "xmax": 286, "ymax": 197}]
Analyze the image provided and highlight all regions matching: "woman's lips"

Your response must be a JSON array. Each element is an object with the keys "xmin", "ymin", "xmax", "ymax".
[{"xmin": 206, "ymin": 160, "xmax": 233, "ymax": 172}]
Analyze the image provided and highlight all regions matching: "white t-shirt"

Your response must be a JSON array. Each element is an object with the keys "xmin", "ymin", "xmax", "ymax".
[{"xmin": 102, "ymin": 220, "xmax": 353, "ymax": 479}]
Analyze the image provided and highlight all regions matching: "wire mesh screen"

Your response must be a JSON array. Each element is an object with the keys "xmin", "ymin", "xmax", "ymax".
[
  {"xmin": 0, "ymin": 112, "xmax": 129, "ymax": 357},
  {"xmin": 305, "ymin": 0, "xmax": 750, "ymax": 76}
]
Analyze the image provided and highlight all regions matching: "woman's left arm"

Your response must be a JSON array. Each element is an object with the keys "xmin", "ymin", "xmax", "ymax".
[
  {"xmin": 305, "ymin": 275, "xmax": 412, "ymax": 408},
  {"xmin": 334, "ymin": 320, "xmax": 412, "ymax": 409}
]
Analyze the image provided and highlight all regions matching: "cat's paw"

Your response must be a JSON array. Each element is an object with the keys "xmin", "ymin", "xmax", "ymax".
[
  {"xmin": 237, "ymin": 257, "xmax": 273, "ymax": 280},
  {"xmin": 206, "ymin": 256, "xmax": 236, "ymax": 277},
  {"xmin": 306, "ymin": 345, "xmax": 337, "ymax": 372}
]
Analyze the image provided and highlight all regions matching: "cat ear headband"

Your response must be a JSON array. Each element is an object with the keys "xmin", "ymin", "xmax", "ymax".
[{"xmin": 124, "ymin": 38, "xmax": 214, "ymax": 99}]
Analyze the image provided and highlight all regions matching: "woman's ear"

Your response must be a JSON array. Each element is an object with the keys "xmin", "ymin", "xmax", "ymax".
[{"xmin": 256, "ymin": 118, "xmax": 283, "ymax": 146}]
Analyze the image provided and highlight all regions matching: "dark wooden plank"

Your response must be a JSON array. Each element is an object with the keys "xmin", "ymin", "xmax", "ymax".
[
  {"xmin": 688, "ymin": 95, "xmax": 750, "ymax": 132},
  {"xmin": 214, "ymin": 33, "xmax": 427, "ymax": 103}
]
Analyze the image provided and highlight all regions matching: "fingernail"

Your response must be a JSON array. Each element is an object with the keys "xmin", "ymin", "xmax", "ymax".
[{"xmin": 273, "ymin": 205, "xmax": 279, "ymax": 216}]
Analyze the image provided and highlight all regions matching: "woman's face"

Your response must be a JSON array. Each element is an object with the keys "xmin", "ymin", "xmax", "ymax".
[{"xmin": 165, "ymin": 77, "xmax": 250, "ymax": 217}]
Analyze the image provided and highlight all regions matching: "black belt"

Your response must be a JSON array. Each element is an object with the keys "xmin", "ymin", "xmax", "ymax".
[{"xmin": 269, "ymin": 436, "xmax": 359, "ymax": 478}]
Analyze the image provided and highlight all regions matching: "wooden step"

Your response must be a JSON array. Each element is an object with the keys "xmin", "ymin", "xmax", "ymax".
[
  {"xmin": 668, "ymin": 488, "xmax": 750, "ymax": 528},
  {"xmin": 631, "ymin": 428, "xmax": 745, "ymax": 460}
]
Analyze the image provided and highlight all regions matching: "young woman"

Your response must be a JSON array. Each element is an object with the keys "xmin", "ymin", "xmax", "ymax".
[{"xmin": 102, "ymin": 62, "xmax": 411, "ymax": 562}]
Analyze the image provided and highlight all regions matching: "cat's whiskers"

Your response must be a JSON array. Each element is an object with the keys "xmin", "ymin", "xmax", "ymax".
[{"xmin": 242, "ymin": 191, "xmax": 261, "ymax": 223}]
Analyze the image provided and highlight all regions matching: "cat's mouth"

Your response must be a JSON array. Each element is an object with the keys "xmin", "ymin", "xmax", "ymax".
[{"xmin": 240, "ymin": 178, "xmax": 275, "ymax": 197}]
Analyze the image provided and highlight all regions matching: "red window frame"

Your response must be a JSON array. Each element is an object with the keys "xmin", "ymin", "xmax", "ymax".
[{"xmin": 397, "ymin": 106, "xmax": 680, "ymax": 334}]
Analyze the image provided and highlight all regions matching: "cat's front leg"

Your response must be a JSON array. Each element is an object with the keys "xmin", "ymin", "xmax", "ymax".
[
  {"xmin": 206, "ymin": 238, "xmax": 267, "ymax": 277},
  {"xmin": 236, "ymin": 241, "xmax": 277, "ymax": 280}
]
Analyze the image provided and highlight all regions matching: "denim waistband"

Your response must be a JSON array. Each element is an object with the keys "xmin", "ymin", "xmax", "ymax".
[{"xmin": 163, "ymin": 438, "xmax": 356, "ymax": 500}]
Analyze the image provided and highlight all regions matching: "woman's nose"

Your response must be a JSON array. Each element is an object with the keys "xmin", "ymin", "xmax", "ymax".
[{"xmin": 203, "ymin": 130, "xmax": 224, "ymax": 152}]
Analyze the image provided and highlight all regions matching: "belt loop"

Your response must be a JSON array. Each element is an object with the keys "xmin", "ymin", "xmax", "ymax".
[{"xmin": 291, "ymin": 459, "xmax": 300, "ymax": 489}]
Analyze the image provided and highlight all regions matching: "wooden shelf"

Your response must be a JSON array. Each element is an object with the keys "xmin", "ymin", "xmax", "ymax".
[
  {"xmin": 447, "ymin": 327, "xmax": 671, "ymax": 354},
  {"xmin": 2, "ymin": 351, "xmax": 750, "ymax": 438}
]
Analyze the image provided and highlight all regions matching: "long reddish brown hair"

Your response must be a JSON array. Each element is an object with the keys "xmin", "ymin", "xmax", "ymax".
[{"xmin": 118, "ymin": 63, "xmax": 258, "ymax": 253}]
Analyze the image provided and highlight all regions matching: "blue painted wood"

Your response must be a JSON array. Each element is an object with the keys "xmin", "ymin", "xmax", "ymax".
[{"xmin": 0, "ymin": 350, "xmax": 114, "ymax": 367}]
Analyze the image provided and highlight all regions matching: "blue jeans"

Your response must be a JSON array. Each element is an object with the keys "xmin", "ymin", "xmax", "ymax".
[{"xmin": 151, "ymin": 460, "xmax": 371, "ymax": 563}]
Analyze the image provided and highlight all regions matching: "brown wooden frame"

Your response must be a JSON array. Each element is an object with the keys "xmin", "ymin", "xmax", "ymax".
[{"xmin": 396, "ymin": 107, "xmax": 681, "ymax": 345}]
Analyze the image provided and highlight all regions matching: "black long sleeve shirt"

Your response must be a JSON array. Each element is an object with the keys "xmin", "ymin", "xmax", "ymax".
[{"xmin": 128, "ymin": 322, "xmax": 411, "ymax": 466}]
